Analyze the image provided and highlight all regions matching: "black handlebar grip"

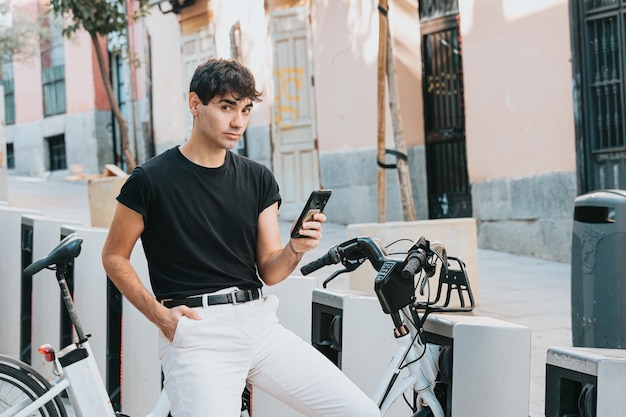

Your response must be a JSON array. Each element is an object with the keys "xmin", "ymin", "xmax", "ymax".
[
  {"xmin": 401, "ymin": 249, "xmax": 427, "ymax": 280},
  {"xmin": 301, "ymin": 257, "xmax": 329, "ymax": 275},
  {"xmin": 301, "ymin": 246, "xmax": 341, "ymax": 275}
]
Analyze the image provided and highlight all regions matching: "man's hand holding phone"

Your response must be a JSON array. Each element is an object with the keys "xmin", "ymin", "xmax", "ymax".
[
  {"xmin": 288, "ymin": 190, "xmax": 332, "ymax": 257},
  {"xmin": 290, "ymin": 190, "xmax": 332, "ymax": 239}
]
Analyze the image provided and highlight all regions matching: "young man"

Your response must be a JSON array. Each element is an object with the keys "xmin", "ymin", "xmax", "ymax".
[{"xmin": 102, "ymin": 58, "xmax": 380, "ymax": 417}]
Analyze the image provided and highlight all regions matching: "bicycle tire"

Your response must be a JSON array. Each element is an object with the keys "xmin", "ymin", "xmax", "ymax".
[{"xmin": 0, "ymin": 363, "xmax": 67, "ymax": 417}]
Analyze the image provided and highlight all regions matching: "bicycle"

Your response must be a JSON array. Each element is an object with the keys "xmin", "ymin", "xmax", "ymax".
[
  {"xmin": 0, "ymin": 232, "xmax": 249, "ymax": 417},
  {"xmin": 1, "ymin": 232, "xmax": 473, "ymax": 417},
  {"xmin": 300, "ymin": 235, "xmax": 475, "ymax": 417}
]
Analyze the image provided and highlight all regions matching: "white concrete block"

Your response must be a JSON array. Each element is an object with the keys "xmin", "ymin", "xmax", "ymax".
[
  {"xmin": 0, "ymin": 206, "xmax": 41, "ymax": 357},
  {"xmin": 346, "ymin": 218, "xmax": 480, "ymax": 304}
]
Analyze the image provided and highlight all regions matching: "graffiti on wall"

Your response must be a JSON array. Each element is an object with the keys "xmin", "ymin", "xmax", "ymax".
[{"xmin": 274, "ymin": 66, "xmax": 304, "ymax": 127}]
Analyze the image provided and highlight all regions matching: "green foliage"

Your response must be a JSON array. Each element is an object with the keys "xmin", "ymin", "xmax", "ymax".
[{"xmin": 48, "ymin": 0, "xmax": 151, "ymax": 38}]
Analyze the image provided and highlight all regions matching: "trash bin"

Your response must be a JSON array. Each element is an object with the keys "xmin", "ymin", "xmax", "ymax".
[{"xmin": 571, "ymin": 189, "xmax": 626, "ymax": 348}]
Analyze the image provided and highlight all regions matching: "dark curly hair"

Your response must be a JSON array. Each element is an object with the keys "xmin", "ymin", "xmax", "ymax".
[{"xmin": 189, "ymin": 58, "xmax": 263, "ymax": 105}]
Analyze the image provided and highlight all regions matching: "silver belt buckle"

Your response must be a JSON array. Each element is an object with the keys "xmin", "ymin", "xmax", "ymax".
[{"xmin": 230, "ymin": 289, "xmax": 241, "ymax": 305}]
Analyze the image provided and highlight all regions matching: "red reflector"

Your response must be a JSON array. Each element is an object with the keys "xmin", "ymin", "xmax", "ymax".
[{"xmin": 38, "ymin": 344, "xmax": 56, "ymax": 362}]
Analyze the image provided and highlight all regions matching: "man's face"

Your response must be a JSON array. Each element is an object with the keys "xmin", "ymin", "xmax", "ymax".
[{"xmin": 190, "ymin": 92, "xmax": 253, "ymax": 150}]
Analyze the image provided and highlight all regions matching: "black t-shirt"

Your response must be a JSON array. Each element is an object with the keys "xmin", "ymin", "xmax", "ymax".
[{"xmin": 117, "ymin": 146, "xmax": 281, "ymax": 300}]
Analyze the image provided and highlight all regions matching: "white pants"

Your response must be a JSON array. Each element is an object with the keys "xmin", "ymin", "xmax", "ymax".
[{"xmin": 158, "ymin": 294, "xmax": 381, "ymax": 417}]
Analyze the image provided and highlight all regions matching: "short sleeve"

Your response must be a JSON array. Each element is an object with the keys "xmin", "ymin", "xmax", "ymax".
[
  {"xmin": 259, "ymin": 165, "xmax": 281, "ymax": 212},
  {"xmin": 116, "ymin": 167, "xmax": 151, "ymax": 222}
]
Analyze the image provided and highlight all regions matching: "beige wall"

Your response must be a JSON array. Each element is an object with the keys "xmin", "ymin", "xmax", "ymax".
[
  {"xmin": 388, "ymin": 0, "xmax": 424, "ymax": 148},
  {"xmin": 311, "ymin": 0, "xmax": 378, "ymax": 152},
  {"xmin": 312, "ymin": 0, "xmax": 423, "ymax": 153},
  {"xmin": 143, "ymin": 9, "xmax": 187, "ymax": 147},
  {"xmin": 177, "ymin": 0, "xmax": 272, "ymax": 129},
  {"xmin": 233, "ymin": 0, "xmax": 272, "ymax": 129},
  {"xmin": 461, "ymin": 0, "xmax": 576, "ymax": 182},
  {"xmin": 148, "ymin": 0, "xmax": 421, "ymax": 153}
]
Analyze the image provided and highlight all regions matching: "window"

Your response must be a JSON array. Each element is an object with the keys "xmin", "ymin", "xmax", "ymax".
[
  {"xmin": 419, "ymin": 0, "xmax": 458, "ymax": 20},
  {"xmin": 46, "ymin": 135, "xmax": 66, "ymax": 171},
  {"xmin": 2, "ymin": 53, "xmax": 15, "ymax": 125},
  {"xmin": 585, "ymin": 14, "xmax": 624, "ymax": 151},
  {"xmin": 40, "ymin": 14, "xmax": 65, "ymax": 116},
  {"xmin": 6, "ymin": 143, "xmax": 14, "ymax": 169}
]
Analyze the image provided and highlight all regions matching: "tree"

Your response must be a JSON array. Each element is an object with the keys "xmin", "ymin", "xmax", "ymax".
[
  {"xmin": 376, "ymin": 0, "xmax": 417, "ymax": 222},
  {"xmin": 47, "ymin": 0, "xmax": 151, "ymax": 173}
]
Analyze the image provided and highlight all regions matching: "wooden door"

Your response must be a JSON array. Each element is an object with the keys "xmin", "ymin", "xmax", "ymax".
[
  {"xmin": 270, "ymin": 6, "xmax": 320, "ymax": 205},
  {"xmin": 181, "ymin": 27, "xmax": 217, "ymax": 140}
]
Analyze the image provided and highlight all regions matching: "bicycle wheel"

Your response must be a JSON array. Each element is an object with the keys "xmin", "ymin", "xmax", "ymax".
[{"xmin": 0, "ymin": 363, "xmax": 67, "ymax": 417}]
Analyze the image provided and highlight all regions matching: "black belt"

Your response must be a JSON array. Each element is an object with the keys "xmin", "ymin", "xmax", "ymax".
[{"xmin": 162, "ymin": 288, "xmax": 262, "ymax": 308}]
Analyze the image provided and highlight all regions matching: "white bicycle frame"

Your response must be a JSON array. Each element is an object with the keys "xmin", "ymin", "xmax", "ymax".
[
  {"xmin": 3, "ymin": 326, "xmax": 442, "ymax": 417},
  {"xmin": 3, "ymin": 305, "xmax": 441, "ymax": 417},
  {"xmin": 5, "ymin": 234, "xmax": 462, "ymax": 417},
  {"xmin": 1, "ymin": 340, "xmax": 170, "ymax": 417},
  {"xmin": 372, "ymin": 305, "xmax": 445, "ymax": 417},
  {"xmin": 1, "ymin": 233, "xmax": 172, "ymax": 417}
]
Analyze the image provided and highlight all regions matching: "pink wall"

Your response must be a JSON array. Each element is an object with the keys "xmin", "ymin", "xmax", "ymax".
[
  {"xmin": 11, "ymin": 0, "xmax": 43, "ymax": 123},
  {"xmin": 461, "ymin": 0, "xmax": 576, "ymax": 182},
  {"xmin": 12, "ymin": 1, "xmax": 98, "ymax": 121},
  {"xmin": 64, "ymin": 31, "xmax": 98, "ymax": 114},
  {"xmin": 13, "ymin": 55, "xmax": 43, "ymax": 124},
  {"xmin": 311, "ymin": 0, "xmax": 424, "ymax": 153}
]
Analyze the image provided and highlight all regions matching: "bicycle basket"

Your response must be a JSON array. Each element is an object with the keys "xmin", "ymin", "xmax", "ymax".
[{"xmin": 414, "ymin": 256, "xmax": 475, "ymax": 313}]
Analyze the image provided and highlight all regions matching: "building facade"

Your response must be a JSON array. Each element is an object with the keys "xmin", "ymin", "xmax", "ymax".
[
  {"xmin": 3, "ymin": 0, "xmax": 154, "ymax": 177},
  {"xmin": 5, "ymin": 0, "xmax": 616, "ymax": 263}
]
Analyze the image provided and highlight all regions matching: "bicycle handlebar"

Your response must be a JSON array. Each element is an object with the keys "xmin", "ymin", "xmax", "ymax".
[
  {"xmin": 401, "ymin": 247, "xmax": 428, "ymax": 280},
  {"xmin": 301, "ymin": 235, "xmax": 473, "ymax": 315},
  {"xmin": 300, "ymin": 236, "xmax": 390, "ymax": 276},
  {"xmin": 300, "ymin": 245, "xmax": 341, "ymax": 275},
  {"xmin": 301, "ymin": 235, "xmax": 442, "ymax": 280}
]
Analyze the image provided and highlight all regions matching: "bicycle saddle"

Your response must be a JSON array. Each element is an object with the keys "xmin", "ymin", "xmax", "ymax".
[{"xmin": 23, "ymin": 233, "xmax": 83, "ymax": 278}]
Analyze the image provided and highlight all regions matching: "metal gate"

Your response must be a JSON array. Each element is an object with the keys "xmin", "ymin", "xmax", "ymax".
[
  {"xmin": 571, "ymin": 0, "xmax": 626, "ymax": 193},
  {"xmin": 420, "ymin": 5, "xmax": 471, "ymax": 219}
]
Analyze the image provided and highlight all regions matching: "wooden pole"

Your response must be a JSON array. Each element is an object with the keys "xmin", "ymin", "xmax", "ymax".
[
  {"xmin": 386, "ymin": 23, "xmax": 417, "ymax": 221},
  {"xmin": 377, "ymin": 0, "xmax": 389, "ymax": 223}
]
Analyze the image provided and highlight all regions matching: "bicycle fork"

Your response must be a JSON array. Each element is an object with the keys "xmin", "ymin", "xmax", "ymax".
[{"xmin": 372, "ymin": 326, "xmax": 445, "ymax": 417}]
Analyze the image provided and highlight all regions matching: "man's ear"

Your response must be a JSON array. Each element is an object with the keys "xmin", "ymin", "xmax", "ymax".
[{"xmin": 189, "ymin": 92, "xmax": 201, "ymax": 117}]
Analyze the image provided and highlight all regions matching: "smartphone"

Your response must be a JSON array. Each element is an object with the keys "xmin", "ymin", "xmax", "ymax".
[{"xmin": 290, "ymin": 190, "xmax": 333, "ymax": 238}]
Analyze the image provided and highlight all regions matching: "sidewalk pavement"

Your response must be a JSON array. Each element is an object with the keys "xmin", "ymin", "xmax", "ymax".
[{"xmin": 5, "ymin": 173, "xmax": 573, "ymax": 417}]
